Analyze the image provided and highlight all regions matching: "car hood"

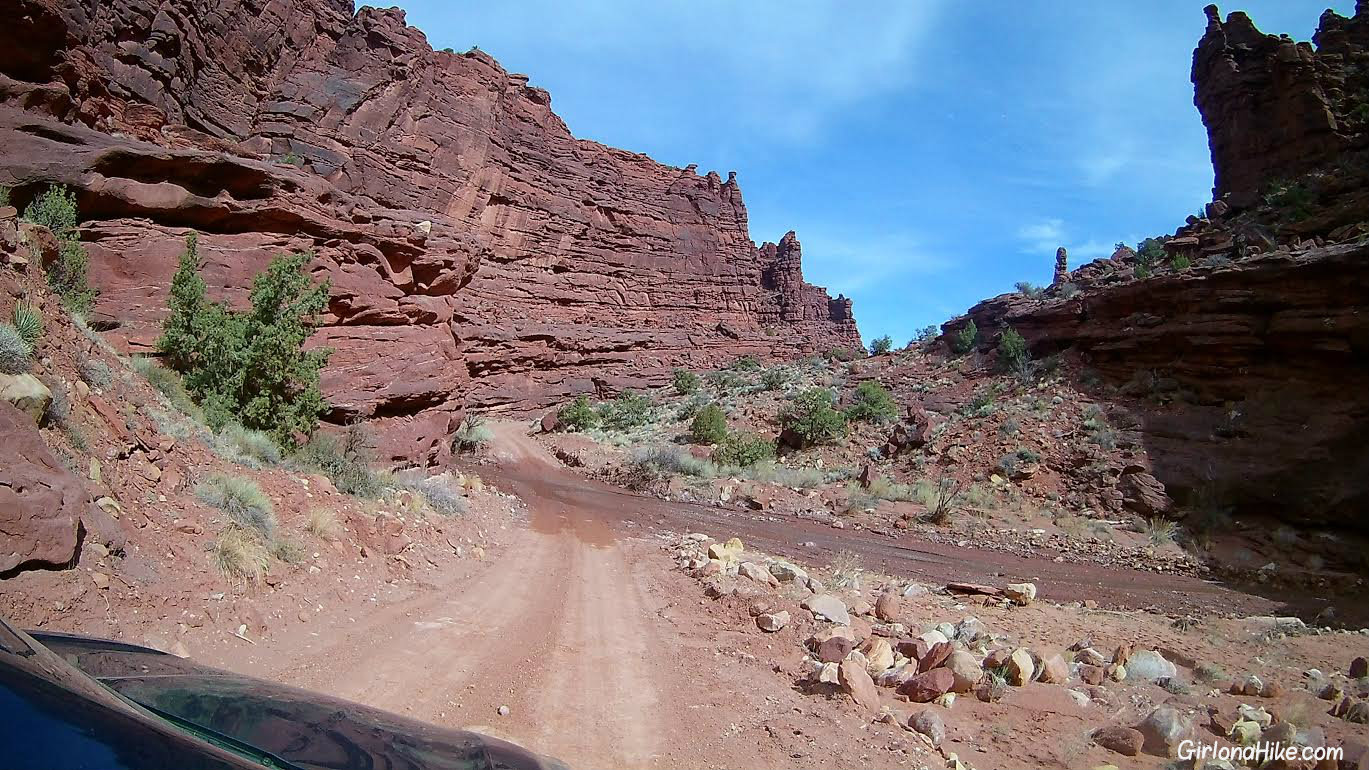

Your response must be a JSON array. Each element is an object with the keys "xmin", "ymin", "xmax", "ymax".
[{"xmin": 33, "ymin": 631, "xmax": 567, "ymax": 770}]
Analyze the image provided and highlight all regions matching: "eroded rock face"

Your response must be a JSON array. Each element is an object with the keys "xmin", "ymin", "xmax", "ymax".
[
  {"xmin": 1193, "ymin": 4, "xmax": 1369, "ymax": 208},
  {"xmin": 0, "ymin": 402, "xmax": 95, "ymax": 574},
  {"xmin": 0, "ymin": 0, "xmax": 860, "ymax": 462}
]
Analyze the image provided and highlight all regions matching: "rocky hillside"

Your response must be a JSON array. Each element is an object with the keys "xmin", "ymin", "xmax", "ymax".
[
  {"xmin": 943, "ymin": 4, "xmax": 1369, "ymax": 531},
  {"xmin": 0, "ymin": 0, "xmax": 859, "ymax": 461}
]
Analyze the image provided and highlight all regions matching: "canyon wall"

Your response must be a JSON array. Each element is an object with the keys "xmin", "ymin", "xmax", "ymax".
[
  {"xmin": 945, "ymin": 4, "xmax": 1369, "ymax": 528},
  {"xmin": 1193, "ymin": 2, "xmax": 1369, "ymax": 207},
  {"xmin": 0, "ymin": 0, "xmax": 860, "ymax": 458}
]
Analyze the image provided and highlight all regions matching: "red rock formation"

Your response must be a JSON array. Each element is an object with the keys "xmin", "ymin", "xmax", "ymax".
[
  {"xmin": 0, "ymin": 0, "xmax": 860, "ymax": 458},
  {"xmin": 935, "ymin": 5, "xmax": 1369, "ymax": 530},
  {"xmin": 1193, "ymin": 3, "xmax": 1369, "ymax": 208},
  {"xmin": 0, "ymin": 401, "xmax": 101, "ymax": 574}
]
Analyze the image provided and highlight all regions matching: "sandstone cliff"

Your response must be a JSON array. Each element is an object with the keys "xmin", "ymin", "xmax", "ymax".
[
  {"xmin": 942, "ymin": 5, "xmax": 1369, "ymax": 529},
  {"xmin": 1193, "ymin": 1, "xmax": 1369, "ymax": 208},
  {"xmin": 0, "ymin": 0, "xmax": 860, "ymax": 459}
]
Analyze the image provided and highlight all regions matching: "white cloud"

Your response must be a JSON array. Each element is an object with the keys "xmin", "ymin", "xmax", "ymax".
[
  {"xmin": 423, "ymin": 1, "xmax": 949, "ymax": 150},
  {"xmin": 1016, "ymin": 219, "xmax": 1065, "ymax": 254},
  {"xmin": 797, "ymin": 230, "xmax": 948, "ymax": 297}
]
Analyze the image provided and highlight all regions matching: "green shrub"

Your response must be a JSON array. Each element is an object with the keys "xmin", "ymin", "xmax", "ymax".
[
  {"xmin": 689, "ymin": 403, "xmax": 728, "ymax": 444},
  {"xmin": 293, "ymin": 424, "xmax": 383, "ymax": 498},
  {"xmin": 196, "ymin": 473, "xmax": 276, "ymax": 535},
  {"xmin": 216, "ymin": 423, "xmax": 283, "ymax": 467},
  {"xmin": 845, "ymin": 380, "xmax": 898, "ymax": 424},
  {"xmin": 1263, "ymin": 180, "xmax": 1314, "ymax": 220},
  {"xmin": 915, "ymin": 325, "xmax": 939, "ymax": 344},
  {"xmin": 729, "ymin": 355, "xmax": 761, "ymax": 371},
  {"xmin": 1171, "ymin": 253, "xmax": 1191, "ymax": 270},
  {"xmin": 599, "ymin": 391, "xmax": 652, "ymax": 430},
  {"xmin": 558, "ymin": 394, "xmax": 599, "ymax": 431},
  {"xmin": 869, "ymin": 335, "xmax": 893, "ymax": 355},
  {"xmin": 131, "ymin": 356, "xmax": 202, "ymax": 418},
  {"xmin": 158, "ymin": 233, "xmax": 331, "ymax": 443},
  {"xmin": 416, "ymin": 476, "xmax": 468, "ymax": 516},
  {"xmin": 713, "ymin": 431, "xmax": 776, "ymax": 467},
  {"xmin": 760, "ymin": 366, "xmax": 789, "ymax": 391},
  {"xmin": 78, "ymin": 357, "xmax": 112, "ymax": 389},
  {"xmin": 963, "ymin": 384, "xmax": 999, "ymax": 418},
  {"xmin": 23, "ymin": 185, "xmax": 96, "ymax": 312},
  {"xmin": 11, "ymin": 304, "xmax": 41, "ymax": 349},
  {"xmin": 707, "ymin": 370, "xmax": 744, "ymax": 390},
  {"xmin": 0, "ymin": 324, "xmax": 30, "ymax": 374},
  {"xmin": 1134, "ymin": 237, "xmax": 1166, "ymax": 279},
  {"xmin": 631, "ymin": 445, "xmax": 715, "ymax": 479},
  {"xmin": 825, "ymin": 347, "xmax": 858, "ymax": 362},
  {"xmin": 742, "ymin": 461, "xmax": 827, "ymax": 488},
  {"xmin": 952, "ymin": 320, "xmax": 978, "ymax": 354},
  {"xmin": 997, "ymin": 327, "xmax": 1030, "ymax": 377},
  {"xmin": 1014, "ymin": 281, "xmax": 1044, "ymax": 298},
  {"xmin": 0, "ymin": 186, "xmax": 9, "ymax": 207},
  {"xmin": 675, "ymin": 394, "xmax": 709, "ymax": 422},
  {"xmin": 210, "ymin": 526, "xmax": 270, "ymax": 583},
  {"xmin": 780, "ymin": 388, "xmax": 846, "ymax": 447},
  {"xmin": 672, "ymin": 368, "xmax": 699, "ymax": 395},
  {"xmin": 452, "ymin": 413, "xmax": 492, "ymax": 453}
]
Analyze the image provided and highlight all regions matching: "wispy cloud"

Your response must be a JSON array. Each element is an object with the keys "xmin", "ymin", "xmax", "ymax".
[
  {"xmin": 1017, "ymin": 221, "xmax": 1116, "ymax": 263},
  {"xmin": 1016, "ymin": 219, "xmax": 1065, "ymax": 254},
  {"xmin": 797, "ymin": 230, "xmax": 948, "ymax": 297}
]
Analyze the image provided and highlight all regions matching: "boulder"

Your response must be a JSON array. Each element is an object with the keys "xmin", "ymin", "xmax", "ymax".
[
  {"xmin": 908, "ymin": 710, "xmax": 945, "ymax": 747},
  {"xmin": 1007, "ymin": 648, "xmax": 1035, "ymax": 686},
  {"xmin": 756, "ymin": 611, "xmax": 789, "ymax": 632},
  {"xmin": 1120, "ymin": 472, "xmax": 1173, "ymax": 516},
  {"xmin": 945, "ymin": 650, "xmax": 982, "ymax": 693},
  {"xmin": 897, "ymin": 668, "xmax": 955, "ymax": 703},
  {"xmin": 817, "ymin": 637, "xmax": 855, "ymax": 663},
  {"xmin": 539, "ymin": 411, "xmax": 558, "ymax": 433},
  {"xmin": 0, "ymin": 402, "xmax": 112, "ymax": 574},
  {"xmin": 739, "ymin": 561, "xmax": 779, "ymax": 587},
  {"xmin": 1351, "ymin": 656, "xmax": 1368, "ymax": 679},
  {"xmin": 0, "ymin": 374, "xmax": 51, "ymax": 423},
  {"xmin": 918, "ymin": 642, "xmax": 953, "ymax": 673},
  {"xmin": 874, "ymin": 591, "xmax": 900, "ymax": 622},
  {"xmin": 1004, "ymin": 582, "xmax": 1037, "ymax": 605},
  {"xmin": 1136, "ymin": 705, "xmax": 1193, "ymax": 757},
  {"xmin": 769, "ymin": 561, "xmax": 808, "ymax": 583},
  {"xmin": 801, "ymin": 594, "xmax": 851, "ymax": 625},
  {"xmin": 838, "ymin": 659, "xmax": 880, "ymax": 712},
  {"xmin": 1124, "ymin": 650, "xmax": 1177, "ymax": 682},
  {"xmin": 1037, "ymin": 654, "xmax": 1069, "ymax": 684},
  {"xmin": 861, "ymin": 638, "xmax": 895, "ymax": 675}
]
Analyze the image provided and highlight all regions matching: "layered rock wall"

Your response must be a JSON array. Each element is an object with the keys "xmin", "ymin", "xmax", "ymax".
[
  {"xmin": 1193, "ymin": 2, "xmax": 1369, "ymax": 207},
  {"xmin": 0, "ymin": 0, "xmax": 860, "ymax": 457}
]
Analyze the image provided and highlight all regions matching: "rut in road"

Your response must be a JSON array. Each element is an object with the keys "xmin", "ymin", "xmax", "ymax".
[{"xmin": 263, "ymin": 424, "xmax": 681, "ymax": 769}]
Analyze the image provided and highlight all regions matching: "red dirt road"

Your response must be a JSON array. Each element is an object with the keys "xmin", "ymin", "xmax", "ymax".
[{"xmin": 249, "ymin": 423, "xmax": 1331, "ymax": 768}]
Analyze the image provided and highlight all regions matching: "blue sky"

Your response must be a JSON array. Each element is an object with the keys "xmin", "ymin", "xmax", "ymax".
[{"xmin": 385, "ymin": 1, "xmax": 1350, "ymax": 346}]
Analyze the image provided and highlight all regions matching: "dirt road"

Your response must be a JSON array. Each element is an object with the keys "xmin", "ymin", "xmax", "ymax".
[{"xmin": 256, "ymin": 422, "xmax": 1308, "ymax": 768}]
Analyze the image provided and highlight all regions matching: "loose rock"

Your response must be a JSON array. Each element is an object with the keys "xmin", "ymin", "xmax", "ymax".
[
  {"xmin": 908, "ymin": 710, "xmax": 946, "ymax": 747},
  {"xmin": 756, "ymin": 611, "xmax": 789, "ymax": 632}
]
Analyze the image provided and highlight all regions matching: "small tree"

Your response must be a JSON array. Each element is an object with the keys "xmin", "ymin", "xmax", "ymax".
[
  {"xmin": 672, "ymin": 368, "xmax": 699, "ymax": 395},
  {"xmin": 1135, "ymin": 237, "xmax": 1165, "ymax": 279},
  {"xmin": 689, "ymin": 403, "xmax": 727, "ymax": 444},
  {"xmin": 600, "ymin": 391, "xmax": 651, "ymax": 430},
  {"xmin": 22, "ymin": 184, "xmax": 96, "ymax": 312},
  {"xmin": 869, "ymin": 335, "xmax": 893, "ymax": 355},
  {"xmin": 845, "ymin": 380, "xmax": 898, "ymax": 423},
  {"xmin": 997, "ymin": 327, "xmax": 1030, "ymax": 378},
  {"xmin": 1014, "ymin": 281, "xmax": 1044, "ymax": 298},
  {"xmin": 952, "ymin": 319, "xmax": 978, "ymax": 354},
  {"xmin": 712, "ymin": 432, "xmax": 776, "ymax": 467},
  {"xmin": 558, "ymin": 395, "xmax": 599, "ymax": 431},
  {"xmin": 780, "ymin": 388, "xmax": 847, "ymax": 447},
  {"xmin": 157, "ymin": 234, "xmax": 331, "ymax": 444},
  {"xmin": 915, "ymin": 325, "xmax": 939, "ymax": 344}
]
